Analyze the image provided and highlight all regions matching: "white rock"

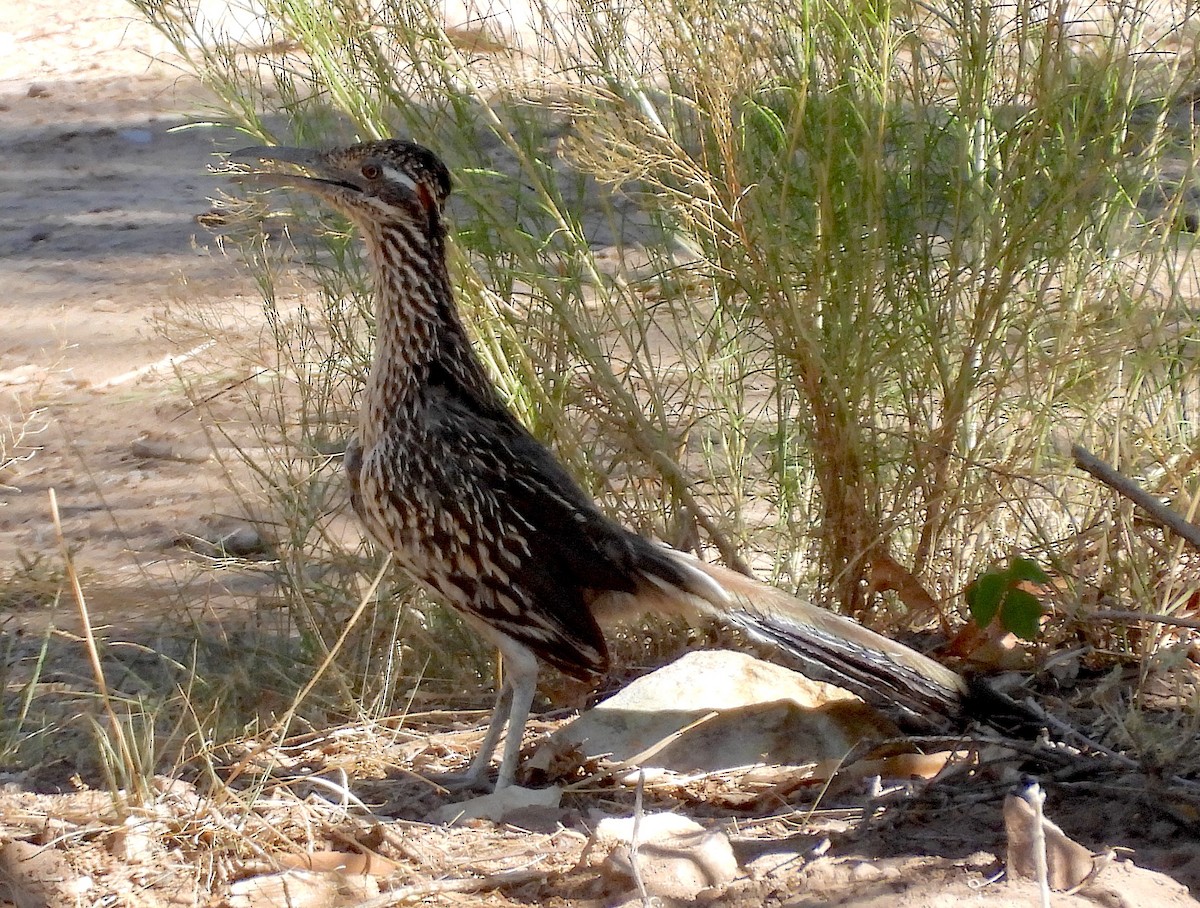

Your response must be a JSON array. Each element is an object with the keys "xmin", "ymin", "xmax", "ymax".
[
  {"xmin": 543, "ymin": 650, "xmax": 894, "ymax": 772},
  {"xmin": 588, "ymin": 812, "xmax": 739, "ymax": 901}
]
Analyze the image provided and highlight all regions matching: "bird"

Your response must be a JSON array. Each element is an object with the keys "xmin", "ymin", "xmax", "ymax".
[{"xmin": 229, "ymin": 139, "xmax": 969, "ymax": 791}]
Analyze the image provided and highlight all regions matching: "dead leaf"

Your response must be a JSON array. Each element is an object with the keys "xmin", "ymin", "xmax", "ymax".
[
  {"xmin": 274, "ymin": 850, "xmax": 399, "ymax": 876},
  {"xmin": 1004, "ymin": 786, "xmax": 1095, "ymax": 891},
  {"xmin": 227, "ymin": 870, "xmax": 379, "ymax": 908}
]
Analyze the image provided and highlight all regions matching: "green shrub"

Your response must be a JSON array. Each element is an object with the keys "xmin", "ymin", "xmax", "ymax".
[{"xmin": 132, "ymin": 0, "xmax": 1200, "ymax": 707}]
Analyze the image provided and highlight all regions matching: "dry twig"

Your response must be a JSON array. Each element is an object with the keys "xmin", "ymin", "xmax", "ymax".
[
  {"xmin": 1072, "ymin": 445, "xmax": 1200, "ymax": 549},
  {"xmin": 354, "ymin": 868, "xmax": 545, "ymax": 906}
]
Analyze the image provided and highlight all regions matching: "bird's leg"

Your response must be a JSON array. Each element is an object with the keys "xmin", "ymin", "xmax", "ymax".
[
  {"xmin": 435, "ymin": 640, "xmax": 539, "ymax": 791},
  {"xmin": 454, "ymin": 680, "xmax": 513, "ymax": 789},
  {"xmin": 492, "ymin": 644, "xmax": 539, "ymax": 790}
]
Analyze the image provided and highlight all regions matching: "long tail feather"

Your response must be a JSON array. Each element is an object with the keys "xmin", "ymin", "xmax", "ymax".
[{"xmin": 648, "ymin": 548, "xmax": 967, "ymax": 721}]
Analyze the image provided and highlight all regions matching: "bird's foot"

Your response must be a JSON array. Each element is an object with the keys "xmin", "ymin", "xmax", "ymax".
[
  {"xmin": 426, "ymin": 766, "xmax": 497, "ymax": 793},
  {"xmin": 425, "ymin": 780, "xmax": 563, "ymax": 823}
]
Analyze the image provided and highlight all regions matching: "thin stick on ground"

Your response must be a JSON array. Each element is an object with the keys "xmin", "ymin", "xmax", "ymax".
[
  {"xmin": 1091, "ymin": 610, "xmax": 1200, "ymax": 631},
  {"xmin": 355, "ymin": 869, "xmax": 546, "ymax": 907},
  {"xmin": 630, "ymin": 769, "xmax": 653, "ymax": 907},
  {"xmin": 1029, "ymin": 782, "xmax": 1051, "ymax": 908}
]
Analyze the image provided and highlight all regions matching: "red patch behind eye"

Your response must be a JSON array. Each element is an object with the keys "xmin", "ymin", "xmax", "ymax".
[{"xmin": 416, "ymin": 182, "xmax": 435, "ymax": 214}]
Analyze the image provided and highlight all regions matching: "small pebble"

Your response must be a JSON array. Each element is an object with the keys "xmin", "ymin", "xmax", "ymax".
[
  {"xmin": 223, "ymin": 526, "xmax": 267, "ymax": 556},
  {"xmin": 848, "ymin": 862, "xmax": 883, "ymax": 882},
  {"xmin": 131, "ymin": 438, "xmax": 211, "ymax": 464}
]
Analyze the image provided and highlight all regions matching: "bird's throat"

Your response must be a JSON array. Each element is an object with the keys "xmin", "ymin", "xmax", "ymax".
[
  {"xmin": 359, "ymin": 230, "xmax": 448, "ymax": 445},
  {"xmin": 359, "ymin": 222, "xmax": 509, "ymax": 449}
]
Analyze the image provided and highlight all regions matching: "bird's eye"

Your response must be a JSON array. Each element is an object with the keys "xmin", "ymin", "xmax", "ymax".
[{"xmin": 361, "ymin": 162, "xmax": 381, "ymax": 180}]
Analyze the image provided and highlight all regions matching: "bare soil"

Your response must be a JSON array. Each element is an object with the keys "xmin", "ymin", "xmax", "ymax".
[
  {"xmin": 2, "ymin": 2, "xmax": 1200, "ymax": 906},
  {"xmin": 0, "ymin": 1, "xmax": 260, "ymax": 598}
]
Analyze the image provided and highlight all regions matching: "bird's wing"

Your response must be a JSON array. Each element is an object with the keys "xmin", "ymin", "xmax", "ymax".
[
  {"xmin": 423, "ymin": 370, "xmax": 966, "ymax": 719},
  {"xmin": 417, "ymin": 386, "xmax": 652, "ymax": 679}
]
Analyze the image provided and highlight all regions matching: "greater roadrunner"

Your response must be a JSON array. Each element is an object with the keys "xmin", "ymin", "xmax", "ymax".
[{"xmin": 231, "ymin": 139, "xmax": 968, "ymax": 790}]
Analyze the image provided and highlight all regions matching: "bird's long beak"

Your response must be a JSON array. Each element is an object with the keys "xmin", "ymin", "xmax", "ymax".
[{"xmin": 227, "ymin": 145, "xmax": 355, "ymax": 197}]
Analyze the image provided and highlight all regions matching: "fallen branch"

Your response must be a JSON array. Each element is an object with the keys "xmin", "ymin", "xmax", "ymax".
[
  {"xmin": 1091, "ymin": 610, "xmax": 1200, "ymax": 632},
  {"xmin": 355, "ymin": 869, "xmax": 545, "ymax": 907},
  {"xmin": 1071, "ymin": 445, "xmax": 1200, "ymax": 549}
]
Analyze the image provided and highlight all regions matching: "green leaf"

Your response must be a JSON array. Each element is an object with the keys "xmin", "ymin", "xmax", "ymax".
[
  {"xmin": 1007, "ymin": 556, "xmax": 1050, "ymax": 585},
  {"xmin": 1001, "ymin": 588, "xmax": 1044, "ymax": 640},
  {"xmin": 742, "ymin": 98, "xmax": 788, "ymax": 146},
  {"xmin": 966, "ymin": 570, "xmax": 1007, "ymax": 627}
]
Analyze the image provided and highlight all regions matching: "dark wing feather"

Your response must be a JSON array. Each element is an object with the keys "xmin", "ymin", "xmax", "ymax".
[{"xmin": 419, "ymin": 379, "xmax": 647, "ymax": 680}]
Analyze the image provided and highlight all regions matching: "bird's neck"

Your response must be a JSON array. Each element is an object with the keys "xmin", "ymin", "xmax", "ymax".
[{"xmin": 360, "ymin": 223, "xmax": 499, "ymax": 444}]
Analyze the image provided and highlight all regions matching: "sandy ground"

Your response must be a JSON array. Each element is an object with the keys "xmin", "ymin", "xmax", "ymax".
[
  {"xmin": 0, "ymin": 0, "xmax": 272, "ymax": 626},
  {"xmin": 3, "ymin": 2, "xmax": 1200, "ymax": 907}
]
